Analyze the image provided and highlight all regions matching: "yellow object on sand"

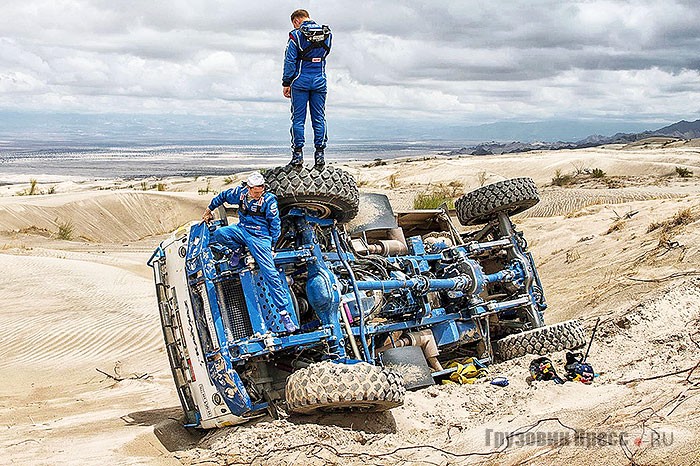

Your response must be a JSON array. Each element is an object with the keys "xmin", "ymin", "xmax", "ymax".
[{"xmin": 442, "ymin": 358, "xmax": 489, "ymax": 385}]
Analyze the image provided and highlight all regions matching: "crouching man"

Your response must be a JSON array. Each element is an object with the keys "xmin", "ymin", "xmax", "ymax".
[{"xmin": 202, "ymin": 171, "xmax": 297, "ymax": 333}]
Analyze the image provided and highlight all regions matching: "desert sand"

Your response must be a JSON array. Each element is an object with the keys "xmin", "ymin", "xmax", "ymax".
[{"xmin": 1, "ymin": 140, "xmax": 699, "ymax": 465}]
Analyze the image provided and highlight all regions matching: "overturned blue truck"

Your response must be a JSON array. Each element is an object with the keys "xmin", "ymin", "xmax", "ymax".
[{"xmin": 148, "ymin": 166, "xmax": 585, "ymax": 428}]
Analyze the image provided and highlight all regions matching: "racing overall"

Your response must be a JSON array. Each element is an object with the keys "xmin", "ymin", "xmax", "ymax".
[
  {"xmin": 282, "ymin": 20, "xmax": 332, "ymax": 154},
  {"xmin": 208, "ymin": 186, "xmax": 294, "ymax": 331}
]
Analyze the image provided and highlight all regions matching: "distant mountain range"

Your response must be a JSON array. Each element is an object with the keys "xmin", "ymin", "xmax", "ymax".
[
  {"xmin": 443, "ymin": 119, "xmax": 700, "ymax": 156},
  {"xmin": 0, "ymin": 111, "xmax": 697, "ymax": 150}
]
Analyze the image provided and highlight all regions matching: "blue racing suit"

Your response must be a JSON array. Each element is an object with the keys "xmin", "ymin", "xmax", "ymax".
[
  {"xmin": 208, "ymin": 185, "xmax": 289, "ymax": 312},
  {"xmin": 282, "ymin": 20, "xmax": 332, "ymax": 151}
]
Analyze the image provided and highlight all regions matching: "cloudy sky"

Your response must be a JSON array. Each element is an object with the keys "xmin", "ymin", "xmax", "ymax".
[{"xmin": 1, "ymin": 0, "xmax": 699, "ymax": 141}]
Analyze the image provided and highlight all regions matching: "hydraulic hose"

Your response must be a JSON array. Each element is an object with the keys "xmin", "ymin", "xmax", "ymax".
[{"xmin": 331, "ymin": 226, "xmax": 372, "ymax": 362}]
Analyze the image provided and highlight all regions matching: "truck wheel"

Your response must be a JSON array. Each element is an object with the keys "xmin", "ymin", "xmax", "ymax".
[
  {"xmin": 264, "ymin": 165, "xmax": 359, "ymax": 223},
  {"xmin": 455, "ymin": 177, "xmax": 539, "ymax": 226},
  {"xmin": 493, "ymin": 319, "xmax": 587, "ymax": 361},
  {"xmin": 285, "ymin": 361, "xmax": 405, "ymax": 414}
]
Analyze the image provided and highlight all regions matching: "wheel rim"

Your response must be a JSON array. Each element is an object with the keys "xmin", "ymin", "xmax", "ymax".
[{"xmin": 283, "ymin": 200, "xmax": 334, "ymax": 219}]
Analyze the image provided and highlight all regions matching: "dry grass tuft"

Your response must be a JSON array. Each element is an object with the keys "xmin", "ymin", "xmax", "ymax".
[
  {"xmin": 552, "ymin": 169, "xmax": 574, "ymax": 186},
  {"xmin": 198, "ymin": 179, "xmax": 214, "ymax": 195},
  {"xmin": 606, "ymin": 219, "xmax": 626, "ymax": 234},
  {"xmin": 591, "ymin": 168, "xmax": 606, "ymax": 178},
  {"xmin": 388, "ymin": 172, "xmax": 399, "ymax": 189},
  {"xmin": 56, "ymin": 219, "xmax": 74, "ymax": 240},
  {"xmin": 675, "ymin": 166, "xmax": 693, "ymax": 178},
  {"xmin": 565, "ymin": 249, "xmax": 581, "ymax": 263},
  {"xmin": 28, "ymin": 178, "xmax": 38, "ymax": 195},
  {"xmin": 413, "ymin": 181, "xmax": 463, "ymax": 210},
  {"xmin": 647, "ymin": 207, "xmax": 696, "ymax": 233},
  {"xmin": 414, "ymin": 191, "xmax": 453, "ymax": 210}
]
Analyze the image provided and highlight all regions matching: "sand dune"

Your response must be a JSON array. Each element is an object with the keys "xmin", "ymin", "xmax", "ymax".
[
  {"xmin": 0, "ymin": 255, "xmax": 162, "ymax": 368},
  {"xmin": 335, "ymin": 145, "xmax": 699, "ymax": 212},
  {"xmin": 180, "ymin": 278, "xmax": 700, "ymax": 465},
  {"xmin": 0, "ymin": 250, "xmax": 178, "ymax": 465},
  {"xmin": 524, "ymin": 187, "xmax": 684, "ymax": 217},
  {"xmin": 1, "ymin": 144, "xmax": 699, "ymax": 465},
  {"xmin": 342, "ymin": 145, "xmax": 700, "ymax": 189},
  {"xmin": 0, "ymin": 191, "xmax": 205, "ymax": 243}
]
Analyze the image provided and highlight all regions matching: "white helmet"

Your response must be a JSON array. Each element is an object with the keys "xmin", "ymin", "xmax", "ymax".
[{"xmin": 246, "ymin": 171, "xmax": 265, "ymax": 187}]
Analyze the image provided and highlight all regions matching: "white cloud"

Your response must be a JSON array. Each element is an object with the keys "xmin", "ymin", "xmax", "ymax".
[{"xmin": 0, "ymin": 0, "xmax": 698, "ymax": 125}]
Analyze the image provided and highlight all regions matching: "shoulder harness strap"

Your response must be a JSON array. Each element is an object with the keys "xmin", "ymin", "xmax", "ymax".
[{"xmin": 237, "ymin": 189, "xmax": 267, "ymax": 218}]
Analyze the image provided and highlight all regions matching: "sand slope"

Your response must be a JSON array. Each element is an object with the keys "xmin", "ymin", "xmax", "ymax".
[
  {"xmin": 0, "ymin": 191, "xmax": 205, "ymax": 243},
  {"xmin": 1, "ymin": 143, "xmax": 699, "ymax": 465}
]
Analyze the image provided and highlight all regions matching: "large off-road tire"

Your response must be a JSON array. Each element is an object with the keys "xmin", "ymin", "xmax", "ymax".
[
  {"xmin": 264, "ymin": 165, "xmax": 359, "ymax": 223},
  {"xmin": 494, "ymin": 319, "xmax": 587, "ymax": 361},
  {"xmin": 285, "ymin": 361, "xmax": 405, "ymax": 414},
  {"xmin": 455, "ymin": 177, "xmax": 539, "ymax": 226}
]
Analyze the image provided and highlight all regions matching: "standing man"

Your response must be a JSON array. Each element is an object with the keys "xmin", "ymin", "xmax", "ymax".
[
  {"xmin": 202, "ymin": 172, "xmax": 297, "ymax": 333},
  {"xmin": 282, "ymin": 9, "xmax": 332, "ymax": 169}
]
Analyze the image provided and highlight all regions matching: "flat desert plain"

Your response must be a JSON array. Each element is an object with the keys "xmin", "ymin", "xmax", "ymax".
[{"xmin": 1, "ymin": 139, "xmax": 699, "ymax": 465}]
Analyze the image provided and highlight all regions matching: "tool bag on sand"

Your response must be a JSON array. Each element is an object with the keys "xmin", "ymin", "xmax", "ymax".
[
  {"xmin": 564, "ymin": 352, "xmax": 595, "ymax": 384},
  {"xmin": 529, "ymin": 357, "xmax": 565, "ymax": 384}
]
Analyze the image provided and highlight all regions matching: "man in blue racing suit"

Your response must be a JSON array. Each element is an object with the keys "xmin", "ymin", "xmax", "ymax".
[
  {"xmin": 282, "ymin": 9, "xmax": 332, "ymax": 169},
  {"xmin": 202, "ymin": 171, "xmax": 296, "ymax": 333}
]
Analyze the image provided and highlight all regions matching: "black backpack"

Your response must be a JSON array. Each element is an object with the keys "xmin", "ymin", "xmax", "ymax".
[{"xmin": 298, "ymin": 24, "xmax": 331, "ymax": 62}]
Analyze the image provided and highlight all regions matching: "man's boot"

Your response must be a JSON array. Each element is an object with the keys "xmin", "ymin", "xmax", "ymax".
[
  {"xmin": 289, "ymin": 148, "xmax": 303, "ymax": 167},
  {"xmin": 279, "ymin": 310, "xmax": 298, "ymax": 333},
  {"xmin": 313, "ymin": 146, "xmax": 325, "ymax": 169}
]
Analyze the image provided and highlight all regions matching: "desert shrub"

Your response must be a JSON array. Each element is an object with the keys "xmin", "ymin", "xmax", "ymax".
[
  {"xmin": 223, "ymin": 176, "xmax": 234, "ymax": 185},
  {"xmin": 413, "ymin": 182, "xmax": 461, "ymax": 209},
  {"xmin": 47, "ymin": 186, "xmax": 56, "ymax": 194},
  {"xmin": 198, "ymin": 180, "xmax": 212, "ymax": 195},
  {"xmin": 363, "ymin": 158, "xmax": 387, "ymax": 168},
  {"xmin": 17, "ymin": 178, "xmax": 40, "ymax": 195},
  {"xmin": 552, "ymin": 169, "xmax": 574, "ymax": 186},
  {"xmin": 656, "ymin": 229, "xmax": 675, "ymax": 248},
  {"xmin": 446, "ymin": 180, "xmax": 464, "ymax": 191},
  {"xmin": 646, "ymin": 207, "xmax": 696, "ymax": 233},
  {"xmin": 414, "ymin": 191, "xmax": 453, "ymax": 209},
  {"xmin": 672, "ymin": 207, "xmax": 694, "ymax": 225},
  {"xmin": 591, "ymin": 168, "xmax": 606, "ymax": 178},
  {"xmin": 604, "ymin": 178, "xmax": 623, "ymax": 188},
  {"xmin": 570, "ymin": 162, "xmax": 586, "ymax": 176},
  {"xmin": 388, "ymin": 173, "xmax": 399, "ymax": 189},
  {"xmin": 477, "ymin": 171, "xmax": 488, "ymax": 186},
  {"xmin": 56, "ymin": 219, "xmax": 74, "ymax": 240},
  {"xmin": 675, "ymin": 166, "xmax": 692, "ymax": 178},
  {"xmin": 28, "ymin": 178, "xmax": 38, "ymax": 195},
  {"xmin": 156, "ymin": 183, "xmax": 166, "ymax": 191}
]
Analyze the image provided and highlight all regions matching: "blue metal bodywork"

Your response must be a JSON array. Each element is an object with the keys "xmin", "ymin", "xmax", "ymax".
[{"xmin": 152, "ymin": 207, "xmax": 547, "ymax": 424}]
